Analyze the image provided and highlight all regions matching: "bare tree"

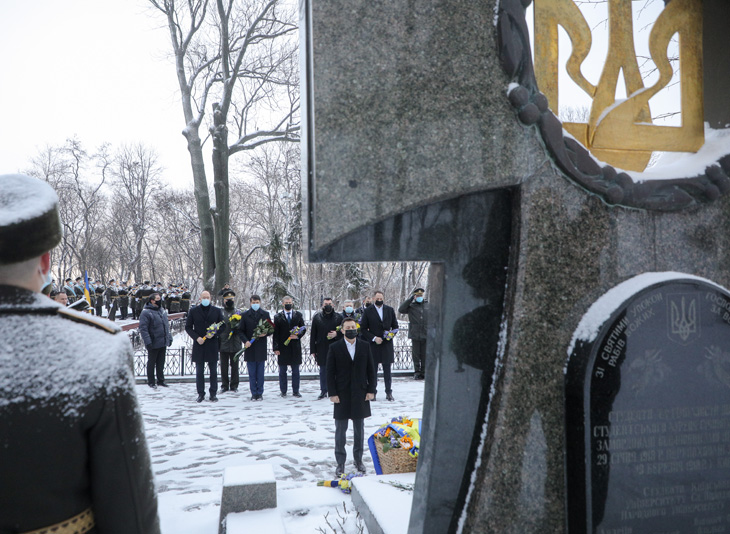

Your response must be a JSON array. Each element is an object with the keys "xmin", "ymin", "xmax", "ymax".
[
  {"xmin": 110, "ymin": 144, "xmax": 165, "ymax": 282},
  {"xmin": 150, "ymin": 0, "xmax": 299, "ymax": 295}
]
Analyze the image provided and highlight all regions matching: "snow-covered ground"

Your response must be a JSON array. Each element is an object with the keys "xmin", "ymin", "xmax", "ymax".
[{"xmin": 138, "ymin": 376, "xmax": 425, "ymax": 533}]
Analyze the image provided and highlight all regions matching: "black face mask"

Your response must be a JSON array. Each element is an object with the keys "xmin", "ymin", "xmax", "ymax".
[
  {"xmin": 154, "ymin": 300, "xmax": 162, "ymax": 307},
  {"xmin": 364, "ymin": 302, "xmax": 372, "ymax": 308},
  {"xmin": 344, "ymin": 329, "xmax": 358, "ymax": 339},
  {"xmin": 375, "ymin": 300, "xmax": 384, "ymax": 307},
  {"xmin": 225, "ymin": 300, "xmax": 235, "ymax": 309},
  {"xmin": 284, "ymin": 303, "xmax": 293, "ymax": 311},
  {"xmin": 323, "ymin": 304, "xmax": 333, "ymax": 313}
]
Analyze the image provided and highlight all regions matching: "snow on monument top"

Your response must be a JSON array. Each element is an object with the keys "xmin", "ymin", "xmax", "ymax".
[{"xmin": 0, "ymin": 174, "xmax": 59, "ymax": 226}]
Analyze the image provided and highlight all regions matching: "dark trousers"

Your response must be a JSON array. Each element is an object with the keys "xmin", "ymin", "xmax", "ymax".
[
  {"xmin": 220, "ymin": 351, "xmax": 239, "ymax": 390},
  {"xmin": 95, "ymin": 304, "xmax": 103, "ymax": 317},
  {"xmin": 195, "ymin": 361, "xmax": 218, "ymax": 397},
  {"xmin": 279, "ymin": 364, "xmax": 300, "ymax": 394},
  {"xmin": 319, "ymin": 365, "xmax": 328, "ymax": 395},
  {"xmin": 375, "ymin": 361, "xmax": 393, "ymax": 395},
  {"xmin": 119, "ymin": 302, "xmax": 128, "ymax": 320},
  {"xmin": 247, "ymin": 361, "xmax": 265, "ymax": 396},
  {"xmin": 108, "ymin": 301, "xmax": 118, "ymax": 321},
  {"xmin": 147, "ymin": 347, "xmax": 166, "ymax": 385},
  {"xmin": 335, "ymin": 418, "xmax": 364, "ymax": 466},
  {"xmin": 412, "ymin": 339, "xmax": 426, "ymax": 375}
]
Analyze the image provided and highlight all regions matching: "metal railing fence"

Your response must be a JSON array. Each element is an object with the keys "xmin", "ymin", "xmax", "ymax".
[{"xmin": 131, "ymin": 321, "xmax": 413, "ymax": 377}]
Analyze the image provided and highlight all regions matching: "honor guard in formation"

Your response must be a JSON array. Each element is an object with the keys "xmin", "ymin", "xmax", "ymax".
[
  {"xmin": 130, "ymin": 283, "xmax": 140, "ymax": 320},
  {"xmin": 104, "ymin": 280, "xmax": 119, "ymax": 321},
  {"xmin": 181, "ymin": 286, "xmax": 192, "ymax": 312},
  {"xmin": 135, "ymin": 281, "xmax": 154, "ymax": 319},
  {"xmin": 167, "ymin": 284, "xmax": 182, "ymax": 313},
  {"xmin": 63, "ymin": 278, "xmax": 77, "ymax": 304},
  {"xmin": 118, "ymin": 281, "xmax": 130, "ymax": 320},
  {"xmin": 0, "ymin": 174, "xmax": 160, "ymax": 533},
  {"xmin": 94, "ymin": 280, "xmax": 105, "ymax": 316}
]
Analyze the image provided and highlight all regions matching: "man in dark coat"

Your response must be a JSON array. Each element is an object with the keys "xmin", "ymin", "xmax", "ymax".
[
  {"xmin": 327, "ymin": 317, "xmax": 376, "ymax": 476},
  {"xmin": 241, "ymin": 294, "xmax": 273, "ymax": 400},
  {"xmin": 0, "ymin": 173, "xmax": 160, "ymax": 534},
  {"xmin": 139, "ymin": 292, "xmax": 173, "ymax": 389},
  {"xmin": 273, "ymin": 295, "xmax": 306, "ymax": 397},
  {"xmin": 310, "ymin": 297, "xmax": 343, "ymax": 399},
  {"xmin": 360, "ymin": 290, "xmax": 399, "ymax": 401},
  {"xmin": 398, "ymin": 287, "xmax": 429, "ymax": 380},
  {"xmin": 219, "ymin": 290, "xmax": 245, "ymax": 392},
  {"xmin": 185, "ymin": 290, "xmax": 224, "ymax": 403}
]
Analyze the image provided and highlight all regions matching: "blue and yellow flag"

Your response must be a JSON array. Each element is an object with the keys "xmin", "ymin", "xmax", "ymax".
[{"xmin": 83, "ymin": 270, "xmax": 92, "ymax": 306}]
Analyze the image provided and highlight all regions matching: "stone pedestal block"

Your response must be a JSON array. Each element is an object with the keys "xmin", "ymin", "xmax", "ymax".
[{"xmin": 218, "ymin": 464, "xmax": 277, "ymax": 534}]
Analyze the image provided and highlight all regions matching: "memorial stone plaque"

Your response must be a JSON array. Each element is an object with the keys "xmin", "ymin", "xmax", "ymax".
[{"xmin": 566, "ymin": 276, "xmax": 730, "ymax": 534}]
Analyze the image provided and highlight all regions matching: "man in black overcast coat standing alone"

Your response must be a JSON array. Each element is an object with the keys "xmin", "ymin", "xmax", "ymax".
[{"xmin": 327, "ymin": 317, "xmax": 376, "ymax": 476}]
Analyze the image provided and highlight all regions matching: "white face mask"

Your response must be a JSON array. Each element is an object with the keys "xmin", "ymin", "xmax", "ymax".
[{"xmin": 41, "ymin": 268, "xmax": 53, "ymax": 292}]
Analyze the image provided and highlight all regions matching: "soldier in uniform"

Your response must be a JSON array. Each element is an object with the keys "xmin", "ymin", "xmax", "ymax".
[
  {"xmin": 118, "ymin": 280, "xmax": 130, "ymax": 320},
  {"xmin": 105, "ymin": 279, "xmax": 119, "ymax": 321},
  {"xmin": 130, "ymin": 283, "xmax": 139, "ymax": 320},
  {"xmin": 181, "ymin": 285, "xmax": 192, "ymax": 313},
  {"xmin": 94, "ymin": 279, "xmax": 106, "ymax": 317},
  {"xmin": 169, "ymin": 284, "xmax": 182, "ymax": 313},
  {"xmin": 74, "ymin": 276, "xmax": 85, "ymax": 302},
  {"xmin": 63, "ymin": 278, "xmax": 77, "ymax": 304},
  {"xmin": 136, "ymin": 281, "xmax": 154, "ymax": 319},
  {"xmin": 0, "ymin": 173, "xmax": 160, "ymax": 533}
]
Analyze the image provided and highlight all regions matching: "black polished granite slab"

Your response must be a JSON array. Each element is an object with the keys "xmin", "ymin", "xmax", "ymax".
[{"xmin": 567, "ymin": 279, "xmax": 730, "ymax": 533}]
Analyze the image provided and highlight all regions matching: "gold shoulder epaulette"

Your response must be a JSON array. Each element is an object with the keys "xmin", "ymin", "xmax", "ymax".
[{"xmin": 57, "ymin": 307, "xmax": 121, "ymax": 334}]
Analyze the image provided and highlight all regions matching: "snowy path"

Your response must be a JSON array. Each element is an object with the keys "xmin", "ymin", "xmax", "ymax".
[{"xmin": 138, "ymin": 377, "xmax": 425, "ymax": 533}]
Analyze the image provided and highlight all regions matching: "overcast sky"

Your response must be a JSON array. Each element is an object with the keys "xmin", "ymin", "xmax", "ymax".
[{"xmin": 0, "ymin": 0, "xmax": 196, "ymax": 187}]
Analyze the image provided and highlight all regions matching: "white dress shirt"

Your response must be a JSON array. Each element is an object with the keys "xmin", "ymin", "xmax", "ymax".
[{"xmin": 345, "ymin": 339, "xmax": 356, "ymax": 360}]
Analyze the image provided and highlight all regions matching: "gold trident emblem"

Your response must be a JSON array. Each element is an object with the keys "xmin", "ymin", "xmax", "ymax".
[{"xmin": 534, "ymin": 0, "xmax": 704, "ymax": 172}]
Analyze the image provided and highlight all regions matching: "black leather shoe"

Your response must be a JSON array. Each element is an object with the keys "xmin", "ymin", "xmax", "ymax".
[
  {"xmin": 317, "ymin": 392, "xmax": 327, "ymax": 400},
  {"xmin": 148, "ymin": 384, "xmax": 157, "ymax": 389},
  {"xmin": 251, "ymin": 395, "xmax": 257, "ymax": 401},
  {"xmin": 336, "ymin": 464, "xmax": 345, "ymax": 477},
  {"xmin": 355, "ymin": 462, "xmax": 366, "ymax": 474},
  {"xmin": 220, "ymin": 386, "xmax": 229, "ymax": 393},
  {"xmin": 293, "ymin": 392, "xmax": 302, "ymax": 398},
  {"xmin": 280, "ymin": 392, "xmax": 287, "ymax": 397},
  {"xmin": 230, "ymin": 387, "xmax": 237, "ymax": 392},
  {"xmin": 386, "ymin": 393, "xmax": 395, "ymax": 401},
  {"xmin": 210, "ymin": 395, "xmax": 218, "ymax": 402},
  {"xmin": 158, "ymin": 382, "xmax": 169, "ymax": 387},
  {"xmin": 196, "ymin": 395, "xmax": 204, "ymax": 403}
]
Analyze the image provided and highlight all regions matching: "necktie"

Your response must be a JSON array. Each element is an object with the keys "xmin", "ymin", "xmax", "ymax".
[{"xmin": 287, "ymin": 312, "xmax": 291, "ymax": 324}]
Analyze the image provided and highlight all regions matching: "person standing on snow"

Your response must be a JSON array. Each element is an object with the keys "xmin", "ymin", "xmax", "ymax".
[
  {"xmin": 186, "ymin": 290, "xmax": 225, "ymax": 403},
  {"xmin": 327, "ymin": 317, "xmax": 376, "ymax": 477},
  {"xmin": 0, "ymin": 173, "xmax": 160, "ymax": 534},
  {"xmin": 139, "ymin": 292, "xmax": 173, "ymax": 389}
]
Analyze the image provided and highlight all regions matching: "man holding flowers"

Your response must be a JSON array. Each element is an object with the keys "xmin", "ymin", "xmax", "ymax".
[
  {"xmin": 219, "ymin": 289, "xmax": 245, "ymax": 393},
  {"xmin": 241, "ymin": 294, "xmax": 274, "ymax": 401},
  {"xmin": 185, "ymin": 290, "xmax": 225, "ymax": 403},
  {"xmin": 273, "ymin": 295, "xmax": 307, "ymax": 398}
]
